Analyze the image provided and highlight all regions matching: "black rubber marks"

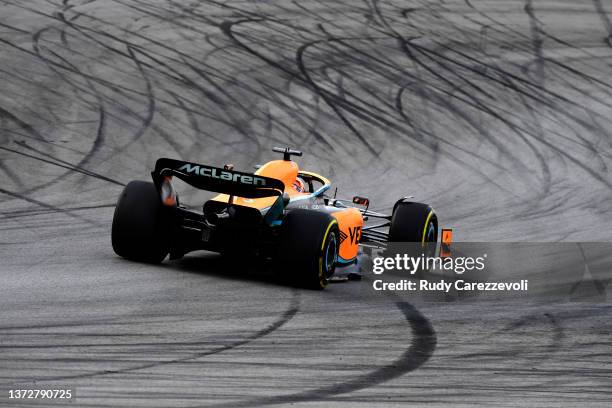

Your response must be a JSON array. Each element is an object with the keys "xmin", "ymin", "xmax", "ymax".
[
  {"xmin": 3, "ymin": 291, "xmax": 301, "ymax": 385},
  {"xmin": 204, "ymin": 301, "xmax": 437, "ymax": 408}
]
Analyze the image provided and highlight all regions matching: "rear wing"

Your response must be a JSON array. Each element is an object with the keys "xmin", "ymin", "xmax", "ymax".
[{"xmin": 152, "ymin": 158, "xmax": 285, "ymax": 198}]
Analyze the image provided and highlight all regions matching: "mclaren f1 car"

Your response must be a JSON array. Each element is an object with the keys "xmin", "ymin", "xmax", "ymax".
[{"xmin": 111, "ymin": 147, "xmax": 442, "ymax": 289}]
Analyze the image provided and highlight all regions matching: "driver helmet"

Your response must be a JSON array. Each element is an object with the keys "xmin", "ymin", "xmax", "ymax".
[{"xmin": 292, "ymin": 178, "xmax": 305, "ymax": 192}]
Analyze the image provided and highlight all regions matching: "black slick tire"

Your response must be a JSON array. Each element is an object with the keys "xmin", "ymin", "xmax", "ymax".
[
  {"xmin": 278, "ymin": 209, "xmax": 339, "ymax": 290},
  {"xmin": 389, "ymin": 202, "xmax": 438, "ymax": 244},
  {"xmin": 111, "ymin": 181, "xmax": 170, "ymax": 263}
]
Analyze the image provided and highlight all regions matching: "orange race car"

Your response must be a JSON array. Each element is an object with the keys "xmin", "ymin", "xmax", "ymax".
[{"xmin": 111, "ymin": 147, "xmax": 442, "ymax": 289}]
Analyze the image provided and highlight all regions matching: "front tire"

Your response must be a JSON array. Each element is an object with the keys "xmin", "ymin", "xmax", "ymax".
[
  {"xmin": 111, "ymin": 181, "xmax": 170, "ymax": 263},
  {"xmin": 277, "ymin": 209, "xmax": 339, "ymax": 290},
  {"xmin": 389, "ymin": 201, "xmax": 438, "ymax": 244}
]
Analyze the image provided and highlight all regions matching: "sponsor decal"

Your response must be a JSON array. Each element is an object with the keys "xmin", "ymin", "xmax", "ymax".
[
  {"xmin": 178, "ymin": 163, "xmax": 266, "ymax": 186},
  {"xmin": 339, "ymin": 226, "xmax": 361, "ymax": 245},
  {"xmin": 348, "ymin": 226, "xmax": 361, "ymax": 245}
]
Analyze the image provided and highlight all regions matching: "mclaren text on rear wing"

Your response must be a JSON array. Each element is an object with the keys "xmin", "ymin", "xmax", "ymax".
[{"xmin": 152, "ymin": 158, "xmax": 285, "ymax": 198}]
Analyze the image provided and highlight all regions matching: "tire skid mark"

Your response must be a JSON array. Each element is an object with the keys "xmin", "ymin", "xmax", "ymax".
[
  {"xmin": 402, "ymin": 43, "xmax": 612, "ymax": 189},
  {"xmin": 593, "ymin": 0, "xmax": 612, "ymax": 47},
  {"xmin": 112, "ymin": 45, "xmax": 156, "ymax": 150},
  {"xmin": 2, "ymin": 291, "xmax": 301, "ymax": 385},
  {"xmin": 294, "ymin": 14, "xmax": 536, "ymax": 186},
  {"xmin": 456, "ymin": 311, "xmax": 564, "ymax": 365},
  {"xmin": 296, "ymin": 40, "xmax": 379, "ymax": 156},
  {"xmin": 0, "ymin": 106, "xmax": 48, "ymax": 143},
  {"xmin": 0, "ymin": 144, "xmax": 125, "ymax": 186},
  {"xmin": 374, "ymin": 5, "xmax": 531, "ymax": 168},
  {"xmin": 10, "ymin": 24, "xmax": 109, "ymax": 194},
  {"xmin": 201, "ymin": 301, "xmax": 436, "ymax": 408},
  {"xmin": 524, "ymin": 0, "xmax": 546, "ymax": 85},
  {"xmin": 302, "ymin": 34, "xmax": 514, "ymax": 171},
  {"xmin": 32, "ymin": 2, "xmax": 388, "ymax": 163},
  {"xmin": 220, "ymin": 19, "xmax": 366, "ymax": 155},
  {"xmin": 0, "ymin": 187, "xmax": 102, "ymax": 226},
  {"xmin": 0, "ymin": 159, "xmax": 23, "ymax": 188},
  {"xmin": 8, "ymin": 11, "xmax": 170, "ymax": 192},
  {"xmin": 1, "ymin": 203, "xmax": 116, "ymax": 219}
]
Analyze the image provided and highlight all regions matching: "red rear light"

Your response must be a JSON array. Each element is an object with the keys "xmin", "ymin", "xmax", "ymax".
[{"xmin": 160, "ymin": 176, "xmax": 177, "ymax": 206}]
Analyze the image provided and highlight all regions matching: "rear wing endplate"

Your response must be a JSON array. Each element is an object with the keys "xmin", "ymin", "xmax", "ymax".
[{"xmin": 152, "ymin": 158, "xmax": 284, "ymax": 198}]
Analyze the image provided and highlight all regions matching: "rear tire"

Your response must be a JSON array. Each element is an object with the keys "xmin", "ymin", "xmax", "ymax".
[
  {"xmin": 277, "ymin": 209, "xmax": 339, "ymax": 290},
  {"xmin": 389, "ymin": 202, "xmax": 438, "ymax": 244},
  {"xmin": 112, "ymin": 181, "xmax": 170, "ymax": 263}
]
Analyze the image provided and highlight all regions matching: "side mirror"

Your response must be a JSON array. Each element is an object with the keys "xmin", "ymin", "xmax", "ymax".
[{"xmin": 352, "ymin": 196, "xmax": 369, "ymax": 207}]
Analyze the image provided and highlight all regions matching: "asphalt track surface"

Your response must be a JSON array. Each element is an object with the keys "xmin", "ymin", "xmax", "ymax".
[{"xmin": 1, "ymin": 0, "xmax": 612, "ymax": 406}]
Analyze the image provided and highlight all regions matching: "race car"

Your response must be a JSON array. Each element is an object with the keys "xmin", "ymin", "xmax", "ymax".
[{"xmin": 111, "ymin": 147, "xmax": 441, "ymax": 289}]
